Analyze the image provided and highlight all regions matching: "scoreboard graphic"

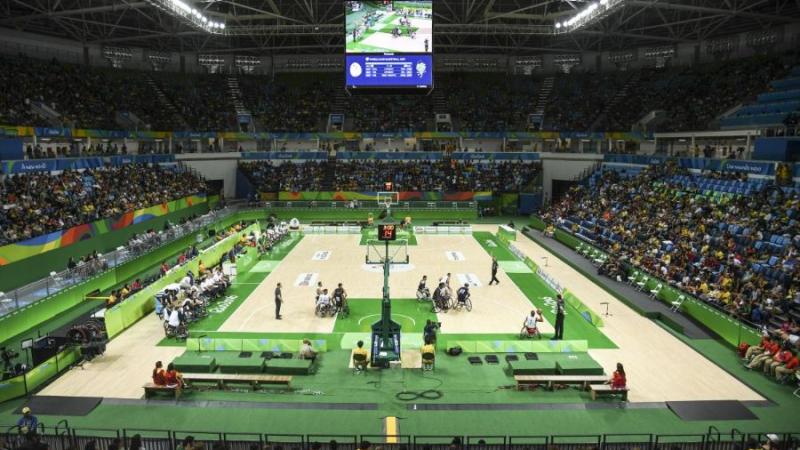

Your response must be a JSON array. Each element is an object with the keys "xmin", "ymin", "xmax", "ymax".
[
  {"xmin": 345, "ymin": 1, "xmax": 433, "ymax": 91},
  {"xmin": 346, "ymin": 55, "xmax": 433, "ymax": 89}
]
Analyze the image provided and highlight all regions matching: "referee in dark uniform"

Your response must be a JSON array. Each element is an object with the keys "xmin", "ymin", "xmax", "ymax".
[
  {"xmin": 553, "ymin": 294, "xmax": 565, "ymax": 340},
  {"xmin": 275, "ymin": 282, "xmax": 283, "ymax": 320},
  {"xmin": 489, "ymin": 256, "xmax": 500, "ymax": 285}
]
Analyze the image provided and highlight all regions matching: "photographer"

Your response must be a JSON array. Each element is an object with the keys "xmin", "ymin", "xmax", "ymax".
[
  {"xmin": 1, "ymin": 347, "xmax": 19, "ymax": 372},
  {"xmin": 423, "ymin": 319, "xmax": 440, "ymax": 345}
]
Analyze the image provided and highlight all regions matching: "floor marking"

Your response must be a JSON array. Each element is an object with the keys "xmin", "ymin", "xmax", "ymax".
[
  {"xmin": 357, "ymin": 313, "xmax": 416, "ymax": 326},
  {"xmin": 294, "ymin": 272, "xmax": 319, "ymax": 287},
  {"xmin": 312, "ymin": 250, "xmax": 332, "ymax": 261},
  {"xmin": 384, "ymin": 416, "xmax": 399, "ymax": 443},
  {"xmin": 456, "ymin": 273, "xmax": 482, "ymax": 287},
  {"xmin": 445, "ymin": 251, "xmax": 465, "ymax": 261}
]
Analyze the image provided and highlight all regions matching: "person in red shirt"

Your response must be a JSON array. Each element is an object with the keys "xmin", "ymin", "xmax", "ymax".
[
  {"xmin": 747, "ymin": 341, "xmax": 780, "ymax": 370},
  {"xmin": 152, "ymin": 361, "xmax": 166, "ymax": 386},
  {"xmin": 743, "ymin": 336, "xmax": 771, "ymax": 361},
  {"xmin": 159, "ymin": 261, "xmax": 170, "ymax": 277},
  {"xmin": 774, "ymin": 353, "xmax": 799, "ymax": 381},
  {"xmin": 765, "ymin": 347, "xmax": 793, "ymax": 377},
  {"xmin": 164, "ymin": 362, "xmax": 184, "ymax": 388},
  {"xmin": 608, "ymin": 362, "xmax": 627, "ymax": 389}
]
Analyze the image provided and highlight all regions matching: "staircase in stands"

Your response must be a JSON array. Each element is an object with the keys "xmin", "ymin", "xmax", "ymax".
[
  {"xmin": 146, "ymin": 76, "xmax": 189, "ymax": 129},
  {"xmin": 432, "ymin": 89, "xmax": 447, "ymax": 114},
  {"xmin": 227, "ymin": 76, "xmax": 254, "ymax": 132},
  {"xmin": 531, "ymin": 76, "xmax": 554, "ymax": 129},
  {"xmin": 321, "ymin": 160, "xmax": 337, "ymax": 191},
  {"xmin": 330, "ymin": 89, "xmax": 349, "ymax": 131},
  {"xmin": 590, "ymin": 70, "xmax": 642, "ymax": 131}
]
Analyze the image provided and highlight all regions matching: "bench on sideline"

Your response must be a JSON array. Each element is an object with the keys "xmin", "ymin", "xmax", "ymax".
[
  {"xmin": 143, "ymin": 383, "xmax": 181, "ymax": 399},
  {"xmin": 514, "ymin": 375, "xmax": 608, "ymax": 390},
  {"xmin": 590, "ymin": 384, "xmax": 629, "ymax": 401},
  {"xmin": 182, "ymin": 373, "xmax": 293, "ymax": 390}
]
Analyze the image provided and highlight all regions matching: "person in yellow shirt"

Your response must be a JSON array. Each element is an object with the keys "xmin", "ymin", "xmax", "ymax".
[
  {"xmin": 198, "ymin": 260, "xmax": 206, "ymax": 276},
  {"xmin": 421, "ymin": 339, "xmax": 435, "ymax": 371},
  {"xmin": 106, "ymin": 290, "xmax": 118, "ymax": 307},
  {"xmin": 352, "ymin": 340, "xmax": 369, "ymax": 371}
]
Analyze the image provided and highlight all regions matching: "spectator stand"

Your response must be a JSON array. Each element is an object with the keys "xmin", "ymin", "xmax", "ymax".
[{"xmin": 0, "ymin": 209, "xmax": 231, "ymax": 319}]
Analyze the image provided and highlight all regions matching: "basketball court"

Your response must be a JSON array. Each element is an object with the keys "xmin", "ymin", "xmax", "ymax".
[{"xmin": 39, "ymin": 211, "xmax": 762, "ymax": 404}]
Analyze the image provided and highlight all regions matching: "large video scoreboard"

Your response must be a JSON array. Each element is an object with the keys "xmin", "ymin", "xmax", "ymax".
[{"xmin": 345, "ymin": 1, "xmax": 433, "ymax": 91}]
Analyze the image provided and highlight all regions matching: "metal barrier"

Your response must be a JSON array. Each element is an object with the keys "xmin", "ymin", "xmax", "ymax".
[
  {"xmin": 359, "ymin": 435, "xmax": 411, "ymax": 450},
  {"xmin": 549, "ymin": 434, "xmax": 602, "ymax": 450},
  {"xmin": 1, "ymin": 429, "xmax": 799, "ymax": 450},
  {"xmin": 122, "ymin": 429, "xmax": 173, "ymax": 450},
  {"xmin": 305, "ymin": 435, "xmax": 358, "ymax": 450},
  {"xmin": 0, "ymin": 207, "xmax": 236, "ymax": 319},
  {"xmin": 602, "ymin": 434, "xmax": 652, "ymax": 450},
  {"xmin": 507, "ymin": 435, "xmax": 548, "ymax": 450}
]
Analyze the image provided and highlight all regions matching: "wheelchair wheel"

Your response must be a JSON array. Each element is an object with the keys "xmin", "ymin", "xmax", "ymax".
[
  {"xmin": 465, "ymin": 297, "xmax": 472, "ymax": 312},
  {"xmin": 315, "ymin": 304, "xmax": 324, "ymax": 317}
]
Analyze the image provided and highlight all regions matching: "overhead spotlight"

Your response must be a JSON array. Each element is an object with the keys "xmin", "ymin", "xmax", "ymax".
[
  {"xmin": 600, "ymin": 0, "xmax": 608, "ymax": 4},
  {"xmin": 555, "ymin": 22, "xmax": 562, "ymax": 29}
]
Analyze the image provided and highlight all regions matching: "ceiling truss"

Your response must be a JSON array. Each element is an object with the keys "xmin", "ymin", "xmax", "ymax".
[{"xmin": 1, "ymin": 0, "xmax": 798, "ymax": 55}]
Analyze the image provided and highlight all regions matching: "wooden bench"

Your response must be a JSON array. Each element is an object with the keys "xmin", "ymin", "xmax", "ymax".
[
  {"xmin": 143, "ymin": 383, "xmax": 181, "ymax": 399},
  {"xmin": 589, "ymin": 384, "xmax": 629, "ymax": 401},
  {"xmin": 514, "ymin": 375, "xmax": 608, "ymax": 390},
  {"xmin": 182, "ymin": 373, "xmax": 292, "ymax": 390}
]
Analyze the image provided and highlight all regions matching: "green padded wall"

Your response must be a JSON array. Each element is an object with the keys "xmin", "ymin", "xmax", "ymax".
[{"xmin": 0, "ymin": 202, "xmax": 210, "ymax": 292}]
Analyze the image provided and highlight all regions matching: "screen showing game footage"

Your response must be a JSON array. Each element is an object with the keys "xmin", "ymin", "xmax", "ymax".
[
  {"xmin": 345, "ymin": 0, "xmax": 433, "ymax": 90},
  {"xmin": 346, "ymin": 1, "xmax": 432, "ymax": 54}
]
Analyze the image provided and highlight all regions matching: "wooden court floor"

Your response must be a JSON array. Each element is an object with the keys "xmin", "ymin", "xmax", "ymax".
[{"xmin": 41, "ymin": 226, "xmax": 762, "ymax": 403}]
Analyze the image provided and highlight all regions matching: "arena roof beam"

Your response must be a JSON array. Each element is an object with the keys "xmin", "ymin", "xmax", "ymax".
[
  {"xmin": 222, "ymin": 1, "xmax": 302, "ymax": 22},
  {"xmin": 627, "ymin": 0, "xmax": 799, "ymax": 23},
  {"xmin": 0, "ymin": 2, "xmax": 148, "ymax": 24}
]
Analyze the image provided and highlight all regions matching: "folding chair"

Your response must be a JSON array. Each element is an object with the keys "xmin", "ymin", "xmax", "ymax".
[
  {"xmin": 635, "ymin": 276, "xmax": 649, "ymax": 292},
  {"xmin": 649, "ymin": 283, "xmax": 663, "ymax": 299},
  {"xmin": 794, "ymin": 372, "xmax": 800, "ymax": 399},
  {"xmin": 670, "ymin": 295, "xmax": 685, "ymax": 312},
  {"xmin": 422, "ymin": 352, "xmax": 435, "ymax": 371},
  {"xmin": 352, "ymin": 353, "xmax": 369, "ymax": 374}
]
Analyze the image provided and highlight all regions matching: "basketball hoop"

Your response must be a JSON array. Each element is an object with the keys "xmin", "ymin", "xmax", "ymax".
[{"xmin": 376, "ymin": 191, "xmax": 399, "ymax": 208}]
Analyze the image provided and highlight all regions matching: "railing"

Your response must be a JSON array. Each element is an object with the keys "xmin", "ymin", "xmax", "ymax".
[
  {"xmin": 1, "ymin": 426, "xmax": 798, "ymax": 450},
  {"xmin": 260, "ymin": 200, "xmax": 478, "ymax": 210},
  {"xmin": 0, "ymin": 207, "xmax": 237, "ymax": 319}
]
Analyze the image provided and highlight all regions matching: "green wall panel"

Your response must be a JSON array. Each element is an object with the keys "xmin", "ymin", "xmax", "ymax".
[
  {"xmin": 104, "ymin": 223, "xmax": 259, "ymax": 338},
  {"xmin": 0, "ymin": 202, "xmax": 209, "ymax": 292},
  {"xmin": 265, "ymin": 208, "xmax": 477, "ymax": 222},
  {"xmin": 0, "ymin": 347, "xmax": 79, "ymax": 403}
]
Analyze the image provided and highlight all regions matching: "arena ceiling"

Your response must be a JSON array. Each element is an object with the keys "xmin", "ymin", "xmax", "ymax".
[{"xmin": 2, "ymin": 0, "xmax": 800, "ymax": 55}]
